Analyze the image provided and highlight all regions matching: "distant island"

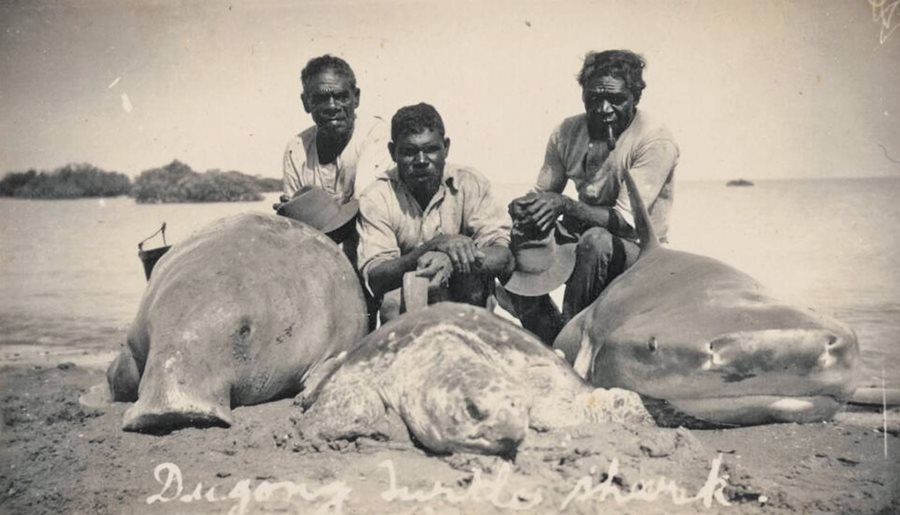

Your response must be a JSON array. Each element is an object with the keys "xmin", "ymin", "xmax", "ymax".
[
  {"xmin": 0, "ymin": 164, "xmax": 131, "ymax": 199},
  {"xmin": 726, "ymin": 179, "xmax": 755, "ymax": 187},
  {"xmin": 131, "ymin": 160, "xmax": 279, "ymax": 203},
  {"xmin": 0, "ymin": 160, "xmax": 281, "ymax": 202}
]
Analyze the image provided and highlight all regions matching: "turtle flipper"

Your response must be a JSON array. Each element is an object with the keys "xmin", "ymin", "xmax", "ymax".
[
  {"xmin": 577, "ymin": 388, "xmax": 653, "ymax": 425},
  {"xmin": 295, "ymin": 351, "xmax": 351, "ymax": 411},
  {"xmin": 290, "ymin": 376, "xmax": 400, "ymax": 452}
]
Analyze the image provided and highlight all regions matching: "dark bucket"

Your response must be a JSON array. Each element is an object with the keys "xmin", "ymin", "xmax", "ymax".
[
  {"xmin": 137, "ymin": 222, "xmax": 170, "ymax": 281},
  {"xmin": 138, "ymin": 246, "xmax": 171, "ymax": 280}
]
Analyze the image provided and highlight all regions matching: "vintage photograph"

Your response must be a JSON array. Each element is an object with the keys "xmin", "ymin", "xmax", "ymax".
[{"xmin": 1, "ymin": 1, "xmax": 898, "ymax": 513}]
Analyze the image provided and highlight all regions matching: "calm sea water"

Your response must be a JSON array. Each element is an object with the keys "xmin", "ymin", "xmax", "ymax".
[{"xmin": 1, "ymin": 178, "xmax": 897, "ymax": 388}]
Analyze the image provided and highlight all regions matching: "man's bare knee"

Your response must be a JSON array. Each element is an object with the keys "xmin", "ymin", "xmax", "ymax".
[{"xmin": 578, "ymin": 227, "xmax": 614, "ymax": 254}]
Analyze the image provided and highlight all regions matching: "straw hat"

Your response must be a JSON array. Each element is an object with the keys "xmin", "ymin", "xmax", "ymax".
[
  {"xmin": 277, "ymin": 186, "xmax": 359, "ymax": 237},
  {"xmin": 503, "ymin": 222, "xmax": 577, "ymax": 297}
]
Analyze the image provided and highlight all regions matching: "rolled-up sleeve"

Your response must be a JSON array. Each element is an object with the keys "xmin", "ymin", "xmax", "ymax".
[
  {"xmin": 613, "ymin": 138, "xmax": 679, "ymax": 231},
  {"xmin": 282, "ymin": 138, "xmax": 302, "ymax": 198},
  {"xmin": 462, "ymin": 173, "xmax": 512, "ymax": 249},
  {"xmin": 535, "ymin": 124, "xmax": 568, "ymax": 194},
  {"xmin": 356, "ymin": 184, "xmax": 401, "ymax": 286}
]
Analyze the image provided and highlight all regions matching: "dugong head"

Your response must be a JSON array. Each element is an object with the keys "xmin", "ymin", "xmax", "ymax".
[
  {"xmin": 120, "ymin": 276, "xmax": 292, "ymax": 432},
  {"xmin": 111, "ymin": 213, "xmax": 367, "ymax": 433}
]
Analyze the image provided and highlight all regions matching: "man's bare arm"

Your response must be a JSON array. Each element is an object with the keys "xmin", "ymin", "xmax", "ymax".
[
  {"xmin": 367, "ymin": 246, "xmax": 435, "ymax": 298},
  {"xmin": 561, "ymin": 196, "xmax": 635, "ymax": 238},
  {"xmin": 479, "ymin": 245, "xmax": 514, "ymax": 283}
]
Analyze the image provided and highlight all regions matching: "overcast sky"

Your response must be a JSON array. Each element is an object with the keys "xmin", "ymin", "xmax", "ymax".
[{"xmin": 1, "ymin": 0, "xmax": 898, "ymax": 182}]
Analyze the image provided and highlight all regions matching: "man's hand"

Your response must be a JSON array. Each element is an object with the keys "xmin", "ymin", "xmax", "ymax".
[
  {"xmin": 415, "ymin": 251, "xmax": 453, "ymax": 289},
  {"xmin": 426, "ymin": 234, "xmax": 484, "ymax": 274},
  {"xmin": 508, "ymin": 192, "xmax": 567, "ymax": 232},
  {"xmin": 272, "ymin": 194, "xmax": 290, "ymax": 212}
]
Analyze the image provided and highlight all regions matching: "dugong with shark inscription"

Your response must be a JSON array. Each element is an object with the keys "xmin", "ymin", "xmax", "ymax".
[{"xmin": 553, "ymin": 169, "xmax": 861, "ymax": 426}]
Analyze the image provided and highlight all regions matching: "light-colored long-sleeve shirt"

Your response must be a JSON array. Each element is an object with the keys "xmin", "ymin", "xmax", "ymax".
[
  {"xmin": 282, "ymin": 115, "xmax": 392, "ymax": 204},
  {"xmin": 536, "ymin": 110, "xmax": 678, "ymax": 241},
  {"xmin": 356, "ymin": 164, "xmax": 511, "ymax": 285}
]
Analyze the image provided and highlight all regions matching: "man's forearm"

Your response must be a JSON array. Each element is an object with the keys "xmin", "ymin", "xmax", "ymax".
[
  {"xmin": 479, "ymin": 246, "xmax": 514, "ymax": 282},
  {"xmin": 367, "ymin": 247, "xmax": 431, "ymax": 297},
  {"xmin": 562, "ymin": 197, "xmax": 635, "ymax": 238}
]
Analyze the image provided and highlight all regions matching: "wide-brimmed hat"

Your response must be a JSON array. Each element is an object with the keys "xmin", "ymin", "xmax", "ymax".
[
  {"xmin": 503, "ymin": 222, "xmax": 577, "ymax": 297},
  {"xmin": 277, "ymin": 186, "xmax": 359, "ymax": 237}
]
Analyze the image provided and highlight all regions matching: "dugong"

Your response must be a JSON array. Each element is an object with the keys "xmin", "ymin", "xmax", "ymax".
[
  {"xmin": 554, "ymin": 169, "xmax": 860, "ymax": 426},
  {"xmin": 292, "ymin": 302, "xmax": 651, "ymax": 458},
  {"xmin": 104, "ymin": 212, "xmax": 368, "ymax": 433}
]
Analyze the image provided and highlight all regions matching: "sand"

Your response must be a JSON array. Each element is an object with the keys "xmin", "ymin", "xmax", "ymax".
[{"xmin": 1, "ymin": 353, "xmax": 898, "ymax": 515}]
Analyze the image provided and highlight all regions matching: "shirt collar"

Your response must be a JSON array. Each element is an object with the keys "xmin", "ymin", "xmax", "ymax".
[
  {"xmin": 383, "ymin": 164, "xmax": 458, "ymax": 210},
  {"xmin": 384, "ymin": 164, "xmax": 458, "ymax": 190}
]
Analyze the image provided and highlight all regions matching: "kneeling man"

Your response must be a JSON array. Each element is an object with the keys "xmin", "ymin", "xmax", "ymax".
[{"xmin": 357, "ymin": 103, "xmax": 514, "ymax": 324}]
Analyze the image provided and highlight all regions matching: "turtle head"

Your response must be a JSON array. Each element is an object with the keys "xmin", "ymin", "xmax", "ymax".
[{"xmin": 402, "ymin": 356, "xmax": 530, "ymax": 459}]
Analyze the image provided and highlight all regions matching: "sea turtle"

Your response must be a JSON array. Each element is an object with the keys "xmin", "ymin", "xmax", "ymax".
[{"xmin": 291, "ymin": 302, "xmax": 650, "ymax": 457}]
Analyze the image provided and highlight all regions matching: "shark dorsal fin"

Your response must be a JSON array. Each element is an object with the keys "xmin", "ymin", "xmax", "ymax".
[{"xmin": 621, "ymin": 168, "xmax": 660, "ymax": 255}]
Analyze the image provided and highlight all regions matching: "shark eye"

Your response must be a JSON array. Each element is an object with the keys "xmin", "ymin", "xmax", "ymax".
[
  {"xmin": 465, "ymin": 400, "xmax": 487, "ymax": 421},
  {"xmin": 648, "ymin": 336, "xmax": 658, "ymax": 352}
]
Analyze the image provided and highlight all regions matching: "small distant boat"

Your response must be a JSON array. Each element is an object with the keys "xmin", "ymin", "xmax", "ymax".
[{"xmin": 726, "ymin": 179, "xmax": 754, "ymax": 187}]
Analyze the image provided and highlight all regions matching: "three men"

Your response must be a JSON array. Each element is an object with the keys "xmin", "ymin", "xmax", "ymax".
[
  {"xmin": 283, "ymin": 49, "xmax": 676, "ymax": 337},
  {"xmin": 507, "ymin": 49, "xmax": 679, "ymax": 343},
  {"xmin": 356, "ymin": 103, "xmax": 514, "ymax": 324}
]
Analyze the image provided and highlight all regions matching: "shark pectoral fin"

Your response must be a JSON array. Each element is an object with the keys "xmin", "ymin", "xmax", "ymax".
[{"xmin": 572, "ymin": 329, "xmax": 597, "ymax": 380}]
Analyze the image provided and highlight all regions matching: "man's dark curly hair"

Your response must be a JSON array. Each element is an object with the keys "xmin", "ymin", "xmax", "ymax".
[
  {"xmin": 301, "ymin": 54, "xmax": 357, "ymax": 91},
  {"xmin": 578, "ymin": 50, "xmax": 646, "ymax": 103},
  {"xmin": 390, "ymin": 103, "xmax": 446, "ymax": 142}
]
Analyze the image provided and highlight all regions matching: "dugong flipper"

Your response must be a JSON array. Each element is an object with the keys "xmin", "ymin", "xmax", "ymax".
[
  {"xmin": 292, "ymin": 303, "xmax": 651, "ymax": 457},
  {"xmin": 106, "ymin": 213, "xmax": 368, "ymax": 433},
  {"xmin": 553, "ymin": 170, "xmax": 860, "ymax": 427}
]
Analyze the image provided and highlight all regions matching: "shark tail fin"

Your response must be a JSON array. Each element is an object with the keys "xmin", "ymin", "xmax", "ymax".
[{"xmin": 621, "ymin": 168, "xmax": 660, "ymax": 254}]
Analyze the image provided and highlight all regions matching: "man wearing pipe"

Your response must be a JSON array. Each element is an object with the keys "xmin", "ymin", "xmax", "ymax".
[{"xmin": 506, "ymin": 49, "xmax": 679, "ymax": 344}]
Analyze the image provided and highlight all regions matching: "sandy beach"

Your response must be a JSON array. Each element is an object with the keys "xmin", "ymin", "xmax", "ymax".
[
  {"xmin": 2, "ymin": 1, "xmax": 898, "ymax": 513},
  {"xmin": 2, "ymin": 350, "xmax": 897, "ymax": 515}
]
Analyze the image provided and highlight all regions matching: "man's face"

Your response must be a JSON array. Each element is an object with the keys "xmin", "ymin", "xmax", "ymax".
[
  {"xmin": 390, "ymin": 128, "xmax": 450, "ymax": 201},
  {"xmin": 582, "ymin": 75, "xmax": 636, "ymax": 137},
  {"xmin": 301, "ymin": 68, "xmax": 360, "ymax": 138}
]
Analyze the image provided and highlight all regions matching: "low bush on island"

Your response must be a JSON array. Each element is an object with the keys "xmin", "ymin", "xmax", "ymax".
[
  {"xmin": 254, "ymin": 176, "xmax": 282, "ymax": 192},
  {"xmin": 132, "ymin": 160, "xmax": 284, "ymax": 204},
  {"xmin": 0, "ymin": 164, "xmax": 131, "ymax": 199},
  {"xmin": 1, "ymin": 160, "xmax": 281, "ymax": 203}
]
